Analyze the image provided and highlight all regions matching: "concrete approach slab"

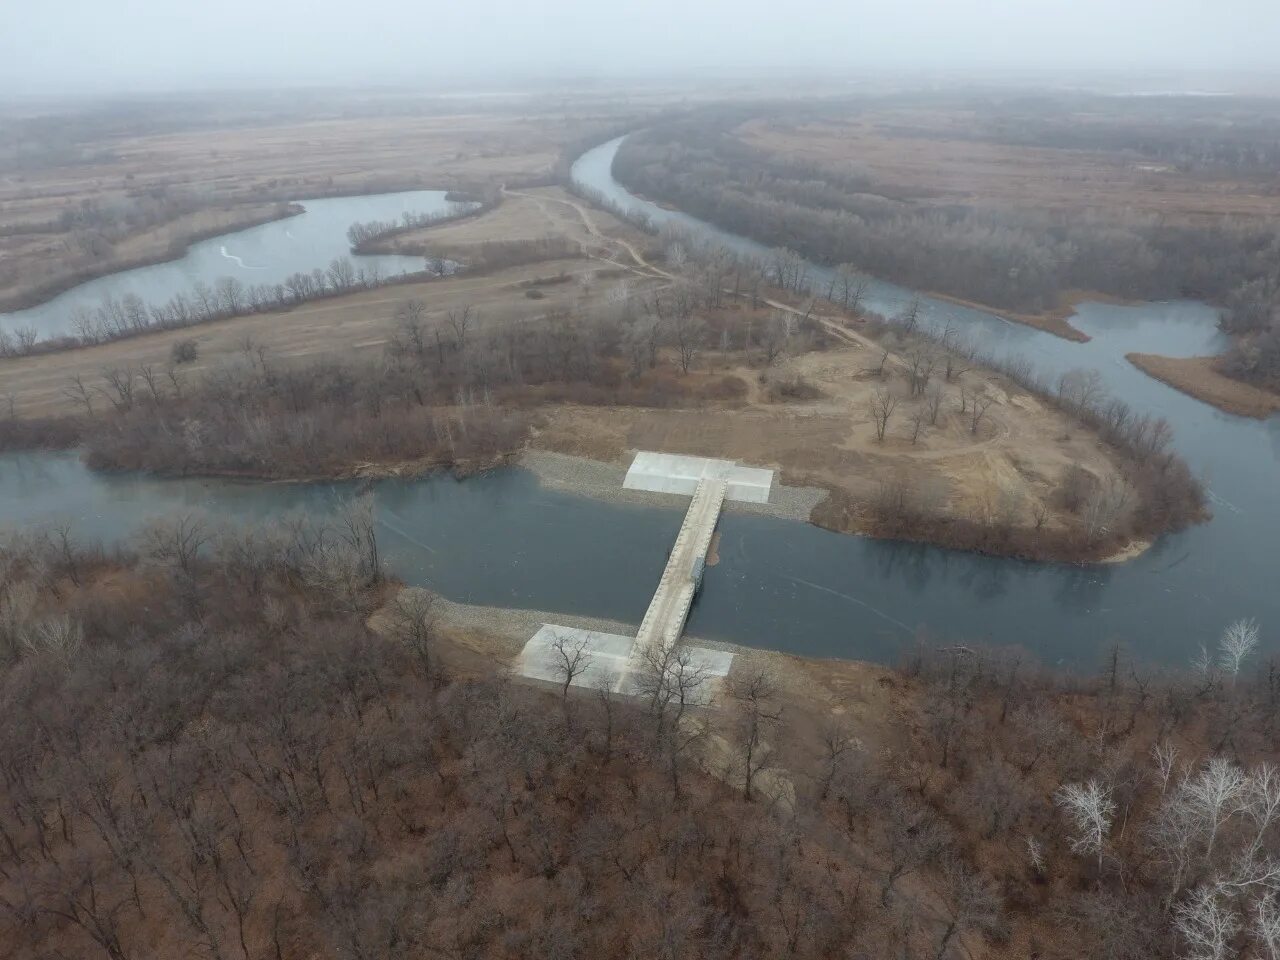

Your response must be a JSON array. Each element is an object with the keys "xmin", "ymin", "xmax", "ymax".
[
  {"xmin": 517, "ymin": 624, "xmax": 733, "ymax": 701},
  {"xmin": 623, "ymin": 451, "xmax": 773, "ymax": 504}
]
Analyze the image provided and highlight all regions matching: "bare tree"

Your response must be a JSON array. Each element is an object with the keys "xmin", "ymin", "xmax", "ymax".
[
  {"xmin": 730, "ymin": 669, "xmax": 783, "ymax": 802},
  {"xmin": 869, "ymin": 389, "xmax": 898, "ymax": 442},
  {"xmin": 925, "ymin": 385, "xmax": 944, "ymax": 425},
  {"xmin": 326, "ymin": 257, "xmax": 356, "ymax": 291},
  {"xmin": 138, "ymin": 512, "xmax": 209, "ymax": 578},
  {"xmin": 447, "ymin": 306, "xmax": 474, "ymax": 354},
  {"xmin": 1175, "ymin": 886, "xmax": 1240, "ymax": 960},
  {"xmin": 933, "ymin": 858, "xmax": 1000, "ymax": 960},
  {"xmin": 1025, "ymin": 836, "xmax": 1047, "ymax": 879},
  {"xmin": 216, "ymin": 275, "xmax": 245, "ymax": 314},
  {"xmin": 879, "ymin": 790, "xmax": 948, "ymax": 905},
  {"xmin": 138, "ymin": 364, "xmax": 164, "ymax": 404},
  {"xmin": 1185, "ymin": 757, "xmax": 1246, "ymax": 861},
  {"xmin": 671, "ymin": 312, "xmax": 707, "ymax": 374},
  {"xmin": 101, "ymin": 368, "xmax": 135, "ymax": 413},
  {"xmin": 1055, "ymin": 779, "xmax": 1114, "ymax": 872},
  {"xmin": 817, "ymin": 719, "xmax": 855, "ymax": 802},
  {"xmin": 897, "ymin": 297, "xmax": 922, "ymax": 335},
  {"xmin": 906, "ymin": 348, "xmax": 935, "ymax": 397},
  {"xmin": 594, "ymin": 674, "xmax": 619, "ymax": 763},
  {"xmin": 759, "ymin": 310, "xmax": 791, "ymax": 366},
  {"xmin": 1257, "ymin": 892, "xmax": 1280, "ymax": 960},
  {"xmin": 549, "ymin": 631, "xmax": 593, "ymax": 705},
  {"xmin": 910, "ymin": 409, "xmax": 927, "ymax": 444},
  {"xmin": 64, "ymin": 375, "xmax": 95, "ymax": 415},
  {"xmin": 969, "ymin": 392, "xmax": 994, "ymax": 435},
  {"xmin": 1242, "ymin": 763, "xmax": 1280, "ymax": 862},
  {"xmin": 1220, "ymin": 618, "xmax": 1261, "ymax": 685},
  {"xmin": 336, "ymin": 495, "xmax": 380, "ymax": 586},
  {"xmin": 385, "ymin": 590, "xmax": 435, "ymax": 673},
  {"xmin": 1152, "ymin": 739, "xmax": 1180, "ymax": 796}
]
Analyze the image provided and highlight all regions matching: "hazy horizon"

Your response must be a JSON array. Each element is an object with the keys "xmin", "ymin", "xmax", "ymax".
[{"xmin": 5, "ymin": 0, "xmax": 1280, "ymax": 96}]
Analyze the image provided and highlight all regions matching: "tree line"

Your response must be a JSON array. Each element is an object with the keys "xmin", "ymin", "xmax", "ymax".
[
  {"xmin": 0, "ymin": 229, "xmax": 585, "ymax": 362},
  {"xmin": 1220, "ymin": 278, "xmax": 1280, "ymax": 392},
  {"xmin": 53, "ymin": 274, "xmax": 789, "ymax": 477},
  {"xmin": 344, "ymin": 193, "xmax": 493, "ymax": 253},
  {"xmin": 612, "ymin": 116, "xmax": 1280, "ymax": 315}
]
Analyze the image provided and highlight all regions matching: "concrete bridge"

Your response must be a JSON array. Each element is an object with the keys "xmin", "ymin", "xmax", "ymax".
[
  {"xmin": 629, "ymin": 477, "xmax": 726, "ymax": 666},
  {"xmin": 517, "ymin": 453, "xmax": 771, "ymax": 695}
]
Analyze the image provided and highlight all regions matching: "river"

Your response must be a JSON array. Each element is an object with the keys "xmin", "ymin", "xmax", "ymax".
[
  {"xmin": 1, "ymin": 140, "xmax": 1277, "ymax": 669},
  {"xmin": 0, "ymin": 190, "xmax": 459, "ymax": 339}
]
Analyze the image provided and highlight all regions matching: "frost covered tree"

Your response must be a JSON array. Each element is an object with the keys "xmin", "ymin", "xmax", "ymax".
[
  {"xmin": 1257, "ymin": 892, "xmax": 1280, "ymax": 960},
  {"xmin": 1153, "ymin": 739, "xmax": 1181, "ymax": 796},
  {"xmin": 1243, "ymin": 764, "xmax": 1280, "ymax": 862},
  {"xmin": 1055, "ymin": 779, "xmax": 1115, "ymax": 872},
  {"xmin": 1186, "ymin": 758, "xmax": 1247, "ymax": 861},
  {"xmin": 1219, "ymin": 618, "xmax": 1261, "ymax": 686},
  {"xmin": 1175, "ymin": 886, "xmax": 1240, "ymax": 960}
]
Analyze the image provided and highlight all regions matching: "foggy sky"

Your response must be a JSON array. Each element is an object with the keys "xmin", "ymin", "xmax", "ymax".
[{"xmin": 4, "ymin": 0, "xmax": 1279, "ymax": 95}]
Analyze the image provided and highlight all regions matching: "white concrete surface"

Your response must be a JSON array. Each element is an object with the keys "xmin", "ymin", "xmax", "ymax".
[
  {"xmin": 624, "ymin": 451, "xmax": 773, "ymax": 504},
  {"xmin": 517, "ymin": 623, "xmax": 732, "ymax": 701},
  {"xmin": 632, "ymin": 478, "xmax": 725, "ymax": 663},
  {"xmin": 518, "ymin": 624, "xmax": 636, "ymax": 689},
  {"xmin": 517, "ymin": 457, "xmax": 754, "ymax": 701}
]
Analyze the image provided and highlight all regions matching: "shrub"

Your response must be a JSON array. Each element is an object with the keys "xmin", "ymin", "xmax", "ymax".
[{"xmin": 170, "ymin": 338, "xmax": 199, "ymax": 365}]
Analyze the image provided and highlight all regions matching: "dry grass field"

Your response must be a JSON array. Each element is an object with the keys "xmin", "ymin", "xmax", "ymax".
[
  {"xmin": 738, "ymin": 112, "xmax": 1280, "ymax": 222},
  {"xmin": 1127, "ymin": 351, "xmax": 1280, "ymax": 418},
  {"xmin": 0, "ymin": 258, "xmax": 627, "ymax": 416},
  {"xmin": 0, "ymin": 187, "xmax": 662, "ymax": 416},
  {"xmin": 0, "ymin": 105, "xmax": 611, "ymax": 310}
]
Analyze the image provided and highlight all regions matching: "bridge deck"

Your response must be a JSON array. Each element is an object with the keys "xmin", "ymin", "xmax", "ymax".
[{"xmin": 629, "ymin": 478, "xmax": 726, "ymax": 668}]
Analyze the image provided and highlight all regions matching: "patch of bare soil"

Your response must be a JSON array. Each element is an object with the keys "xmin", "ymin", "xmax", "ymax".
[{"xmin": 1127, "ymin": 352, "xmax": 1280, "ymax": 418}]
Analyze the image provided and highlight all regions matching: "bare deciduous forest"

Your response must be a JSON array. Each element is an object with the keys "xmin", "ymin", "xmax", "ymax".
[
  {"xmin": 612, "ymin": 98, "xmax": 1280, "ymax": 384},
  {"xmin": 0, "ymin": 521, "xmax": 1277, "ymax": 959}
]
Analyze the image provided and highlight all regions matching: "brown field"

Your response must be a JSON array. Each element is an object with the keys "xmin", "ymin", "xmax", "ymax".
[
  {"xmin": 0, "ymin": 258, "xmax": 617, "ymax": 415},
  {"xmin": 0, "ymin": 106, "xmax": 611, "ymax": 310},
  {"xmin": 372, "ymin": 185, "xmax": 645, "ymax": 262},
  {"xmin": 738, "ymin": 112, "xmax": 1280, "ymax": 222},
  {"xmin": 1127, "ymin": 351, "xmax": 1280, "ymax": 418},
  {"xmin": 0, "ymin": 188, "xmax": 655, "ymax": 416},
  {"xmin": 535, "ymin": 330, "xmax": 1137, "ymax": 554}
]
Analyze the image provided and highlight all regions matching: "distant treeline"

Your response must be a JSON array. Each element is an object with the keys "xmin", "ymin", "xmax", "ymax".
[
  {"xmin": 0, "ymin": 256, "xmax": 400, "ymax": 359},
  {"xmin": 941, "ymin": 92, "xmax": 1280, "ymax": 177},
  {"xmin": 612, "ymin": 116, "xmax": 1280, "ymax": 315},
  {"xmin": 345, "ymin": 192, "xmax": 495, "ymax": 253}
]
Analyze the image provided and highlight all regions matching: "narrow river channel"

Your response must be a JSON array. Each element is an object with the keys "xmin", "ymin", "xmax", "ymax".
[
  {"xmin": 2, "ymin": 140, "xmax": 1277, "ymax": 669},
  {"xmin": 0, "ymin": 190, "xmax": 459, "ymax": 338}
]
